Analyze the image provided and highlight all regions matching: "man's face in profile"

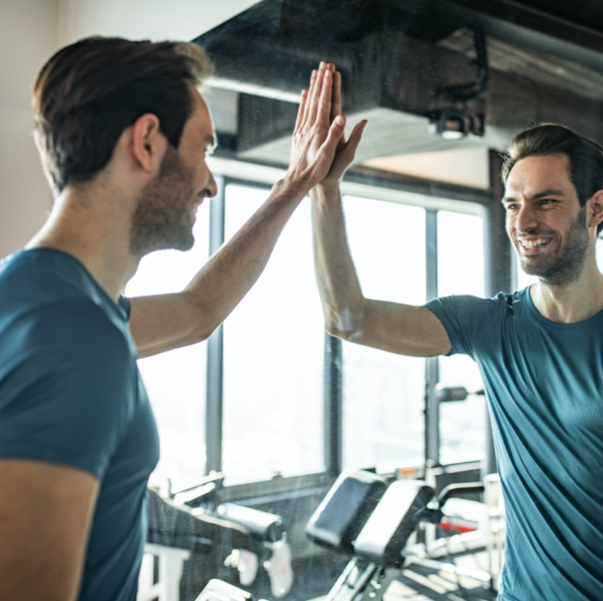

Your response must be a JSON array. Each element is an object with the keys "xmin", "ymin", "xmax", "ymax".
[{"xmin": 130, "ymin": 89, "xmax": 217, "ymax": 256}]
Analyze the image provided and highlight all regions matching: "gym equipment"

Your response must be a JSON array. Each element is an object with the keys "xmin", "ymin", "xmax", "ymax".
[
  {"xmin": 144, "ymin": 473, "xmax": 293, "ymax": 600},
  {"xmin": 306, "ymin": 469, "xmax": 488, "ymax": 601}
]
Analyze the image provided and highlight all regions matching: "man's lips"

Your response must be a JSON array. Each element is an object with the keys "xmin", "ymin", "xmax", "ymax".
[{"xmin": 516, "ymin": 236, "xmax": 553, "ymax": 254}]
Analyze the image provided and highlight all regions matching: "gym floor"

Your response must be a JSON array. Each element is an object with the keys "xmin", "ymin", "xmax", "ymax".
[
  {"xmin": 241, "ymin": 549, "xmax": 498, "ymax": 601},
  {"xmin": 389, "ymin": 551, "xmax": 498, "ymax": 601}
]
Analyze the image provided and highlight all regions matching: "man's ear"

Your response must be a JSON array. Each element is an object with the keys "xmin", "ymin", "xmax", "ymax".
[
  {"xmin": 588, "ymin": 190, "xmax": 603, "ymax": 231},
  {"xmin": 131, "ymin": 113, "xmax": 165, "ymax": 174}
]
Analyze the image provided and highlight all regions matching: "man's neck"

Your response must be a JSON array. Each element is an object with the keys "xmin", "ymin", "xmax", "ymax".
[
  {"xmin": 26, "ymin": 185, "xmax": 140, "ymax": 300},
  {"xmin": 529, "ymin": 258, "xmax": 603, "ymax": 323}
]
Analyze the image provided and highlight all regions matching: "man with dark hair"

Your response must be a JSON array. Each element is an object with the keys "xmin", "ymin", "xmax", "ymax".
[
  {"xmin": 313, "ymin": 79, "xmax": 603, "ymax": 600},
  {"xmin": 0, "ymin": 39, "xmax": 352, "ymax": 601}
]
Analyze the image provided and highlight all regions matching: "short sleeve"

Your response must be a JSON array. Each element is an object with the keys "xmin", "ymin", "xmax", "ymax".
[
  {"xmin": 0, "ymin": 299, "xmax": 135, "ymax": 478},
  {"xmin": 425, "ymin": 295, "xmax": 501, "ymax": 359}
]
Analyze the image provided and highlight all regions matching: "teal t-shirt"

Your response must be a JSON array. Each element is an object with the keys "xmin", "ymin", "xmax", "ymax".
[
  {"xmin": 0, "ymin": 249, "xmax": 160, "ymax": 601},
  {"xmin": 427, "ymin": 289, "xmax": 603, "ymax": 601}
]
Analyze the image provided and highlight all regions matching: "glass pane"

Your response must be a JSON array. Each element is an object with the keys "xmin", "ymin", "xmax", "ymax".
[
  {"xmin": 438, "ymin": 354, "xmax": 487, "ymax": 464},
  {"xmin": 126, "ymin": 203, "xmax": 210, "ymax": 490},
  {"xmin": 437, "ymin": 211, "xmax": 484, "ymax": 298},
  {"xmin": 222, "ymin": 185, "xmax": 324, "ymax": 483},
  {"xmin": 596, "ymin": 239, "xmax": 603, "ymax": 275},
  {"xmin": 342, "ymin": 196, "xmax": 426, "ymax": 469},
  {"xmin": 437, "ymin": 211, "xmax": 486, "ymax": 464}
]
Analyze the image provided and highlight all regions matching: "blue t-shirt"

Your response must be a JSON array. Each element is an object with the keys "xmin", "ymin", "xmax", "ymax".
[
  {"xmin": 427, "ymin": 289, "xmax": 603, "ymax": 601},
  {"xmin": 0, "ymin": 249, "xmax": 160, "ymax": 601}
]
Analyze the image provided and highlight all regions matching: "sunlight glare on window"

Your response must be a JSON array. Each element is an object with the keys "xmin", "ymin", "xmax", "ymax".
[
  {"xmin": 437, "ymin": 210, "xmax": 486, "ymax": 464},
  {"xmin": 126, "ymin": 202, "xmax": 210, "ymax": 490},
  {"xmin": 222, "ymin": 185, "xmax": 324, "ymax": 483},
  {"xmin": 342, "ymin": 196, "xmax": 426, "ymax": 470}
]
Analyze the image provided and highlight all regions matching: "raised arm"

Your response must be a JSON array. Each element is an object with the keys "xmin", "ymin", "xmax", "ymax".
[
  {"xmin": 311, "ymin": 69, "xmax": 451, "ymax": 358},
  {"xmin": 130, "ymin": 63, "xmax": 346, "ymax": 357}
]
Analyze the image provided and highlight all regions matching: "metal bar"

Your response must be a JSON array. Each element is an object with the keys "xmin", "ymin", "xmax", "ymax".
[
  {"xmin": 425, "ymin": 210, "xmax": 440, "ymax": 468},
  {"xmin": 344, "ymin": 166, "xmax": 493, "ymax": 206},
  {"xmin": 325, "ymin": 333, "xmax": 343, "ymax": 476},
  {"xmin": 211, "ymin": 150, "xmax": 493, "ymax": 208},
  {"xmin": 324, "ymin": 558, "xmax": 358, "ymax": 601},
  {"xmin": 481, "ymin": 151, "xmax": 512, "ymax": 476},
  {"xmin": 451, "ymin": 0, "xmax": 603, "ymax": 56},
  {"xmin": 205, "ymin": 175, "xmax": 226, "ymax": 474}
]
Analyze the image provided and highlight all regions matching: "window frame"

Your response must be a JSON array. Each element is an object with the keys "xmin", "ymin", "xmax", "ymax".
[{"xmin": 198, "ymin": 161, "xmax": 504, "ymax": 498}]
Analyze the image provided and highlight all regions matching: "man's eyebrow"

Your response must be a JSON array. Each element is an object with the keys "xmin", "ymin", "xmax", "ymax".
[{"xmin": 501, "ymin": 188, "xmax": 565, "ymax": 204}]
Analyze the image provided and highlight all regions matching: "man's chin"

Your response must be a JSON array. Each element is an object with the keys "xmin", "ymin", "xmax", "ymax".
[
  {"xmin": 170, "ymin": 228, "xmax": 195, "ymax": 252},
  {"xmin": 174, "ymin": 236, "xmax": 195, "ymax": 252},
  {"xmin": 134, "ymin": 229, "xmax": 195, "ymax": 255}
]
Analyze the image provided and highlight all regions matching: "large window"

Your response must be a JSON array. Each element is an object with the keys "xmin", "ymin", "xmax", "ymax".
[
  {"xmin": 342, "ymin": 196, "xmax": 426, "ymax": 469},
  {"xmin": 222, "ymin": 185, "xmax": 324, "ymax": 483},
  {"xmin": 126, "ymin": 174, "xmax": 491, "ymax": 491},
  {"xmin": 127, "ymin": 203, "xmax": 210, "ymax": 490},
  {"xmin": 437, "ymin": 210, "xmax": 486, "ymax": 464}
]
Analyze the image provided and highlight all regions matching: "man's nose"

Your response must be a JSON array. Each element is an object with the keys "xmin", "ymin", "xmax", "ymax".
[
  {"xmin": 516, "ymin": 204, "xmax": 538, "ymax": 233},
  {"xmin": 207, "ymin": 171, "xmax": 218, "ymax": 198}
]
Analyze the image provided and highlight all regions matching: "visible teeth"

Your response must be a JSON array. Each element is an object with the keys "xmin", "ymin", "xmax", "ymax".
[{"xmin": 522, "ymin": 239, "xmax": 547, "ymax": 248}]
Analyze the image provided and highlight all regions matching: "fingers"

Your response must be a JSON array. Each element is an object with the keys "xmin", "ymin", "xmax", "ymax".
[
  {"xmin": 330, "ymin": 70, "xmax": 342, "ymax": 123},
  {"xmin": 316, "ymin": 69, "xmax": 333, "ymax": 130},
  {"xmin": 298, "ymin": 69, "xmax": 317, "ymax": 132},
  {"xmin": 320, "ymin": 114, "xmax": 347, "ymax": 157},
  {"xmin": 307, "ymin": 63, "xmax": 328, "ymax": 127},
  {"xmin": 294, "ymin": 89, "xmax": 308, "ymax": 133}
]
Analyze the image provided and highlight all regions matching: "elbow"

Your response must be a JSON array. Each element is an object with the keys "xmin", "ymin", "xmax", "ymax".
[
  {"xmin": 324, "ymin": 307, "xmax": 364, "ymax": 343},
  {"xmin": 189, "ymin": 322, "xmax": 218, "ymax": 344}
]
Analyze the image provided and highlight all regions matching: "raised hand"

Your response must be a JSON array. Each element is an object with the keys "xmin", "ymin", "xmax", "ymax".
[
  {"xmin": 285, "ymin": 62, "xmax": 347, "ymax": 194},
  {"xmin": 320, "ymin": 64, "xmax": 367, "ymax": 187}
]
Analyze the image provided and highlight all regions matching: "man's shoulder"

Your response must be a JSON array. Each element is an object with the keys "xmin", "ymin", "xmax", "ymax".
[
  {"xmin": 0, "ymin": 249, "xmax": 130, "ymax": 343},
  {"xmin": 427, "ymin": 289, "xmax": 524, "ymax": 318},
  {"xmin": 0, "ymin": 268, "xmax": 132, "ymax": 374}
]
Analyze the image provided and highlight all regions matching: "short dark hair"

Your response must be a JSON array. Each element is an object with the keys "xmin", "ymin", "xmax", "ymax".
[
  {"xmin": 502, "ymin": 123, "xmax": 603, "ymax": 234},
  {"xmin": 32, "ymin": 37, "xmax": 212, "ymax": 195}
]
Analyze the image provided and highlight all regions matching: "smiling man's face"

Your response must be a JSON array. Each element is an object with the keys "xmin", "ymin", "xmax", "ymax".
[{"xmin": 503, "ymin": 154, "xmax": 590, "ymax": 286}]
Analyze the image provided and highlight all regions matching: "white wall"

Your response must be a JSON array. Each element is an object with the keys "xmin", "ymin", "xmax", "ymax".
[
  {"xmin": 0, "ymin": 0, "xmax": 258, "ymax": 258},
  {"xmin": 0, "ymin": 0, "xmax": 59, "ymax": 257},
  {"xmin": 58, "ymin": 0, "xmax": 259, "ymax": 45}
]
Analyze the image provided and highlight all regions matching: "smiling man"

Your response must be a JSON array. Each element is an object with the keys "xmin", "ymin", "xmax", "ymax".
[
  {"xmin": 0, "ymin": 38, "xmax": 346, "ymax": 601},
  {"xmin": 312, "ymin": 114, "xmax": 603, "ymax": 600}
]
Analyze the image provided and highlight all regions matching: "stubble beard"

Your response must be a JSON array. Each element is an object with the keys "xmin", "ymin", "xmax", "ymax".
[
  {"xmin": 519, "ymin": 205, "xmax": 589, "ymax": 287},
  {"xmin": 130, "ymin": 145, "xmax": 197, "ymax": 256}
]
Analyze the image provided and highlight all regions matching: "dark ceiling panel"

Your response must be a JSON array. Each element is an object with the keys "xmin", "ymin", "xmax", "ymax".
[{"xmin": 195, "ymin": 0, "xmax": 603, "ymax": 164}]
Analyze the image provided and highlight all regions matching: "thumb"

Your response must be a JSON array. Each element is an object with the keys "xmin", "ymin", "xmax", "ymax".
[
  {"xmin": 340, "ymin": 120, "xmax": 367, "ymax": 162},
  {"xmin": 347, "ymin": 120, "xmax": 367, "ymax": 151},
  {"xmin": 322, "ymin": 115, "xmax": 347, "ymax": 153}
]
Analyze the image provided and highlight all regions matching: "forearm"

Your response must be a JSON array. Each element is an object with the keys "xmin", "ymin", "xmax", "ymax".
[
  {"xmin": 131, "ymin": 63, "xmax": 349, "ymax": 357},
  {"xmin": 186, "ymin": 179, "xmax": 305, "ymax": 321},
  {"xmin": 311, "ymin": 183, "xmax": 366, "ymax": 340},
  {"xmin": 131, "ymin": 179, "xmax": 305, "ymax": 357}
]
